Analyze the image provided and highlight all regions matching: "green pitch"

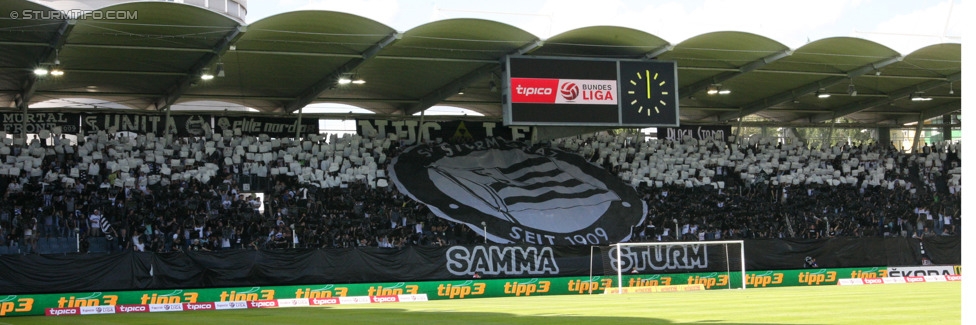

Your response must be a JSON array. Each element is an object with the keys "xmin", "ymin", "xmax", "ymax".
[{"xmin": 3, "ymin": 282, "xmax": 960, "ymax": 325}]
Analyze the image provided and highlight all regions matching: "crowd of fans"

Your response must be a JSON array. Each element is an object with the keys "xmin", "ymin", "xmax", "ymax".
[
  {"xmin": 0, "ymin": 129, "xmax": 961, "ymax": 255},
  {"xmin": 554, "ymin": 134, "xmax": 960, "ymax": 242}
]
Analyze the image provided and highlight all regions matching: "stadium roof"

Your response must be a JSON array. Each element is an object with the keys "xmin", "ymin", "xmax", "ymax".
[{"xmin": 0, "ymin": 0, "xmax": 961, "ymax": 127}]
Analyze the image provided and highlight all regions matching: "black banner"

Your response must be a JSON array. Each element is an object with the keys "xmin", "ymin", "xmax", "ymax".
[
  {"xmin": 0, "ymin": 236, "xmax": 963, "ymax": 294},
  {"xmin": 0, "ymin": 252, "xmax": 152, "ymax": 294},
  {"xmin": 356, "ymin": 119, "xmax": 533, "ymax": 145},
  {"xmin": 0, "ymin": 112, "xmax": 81, "ymax": 134},
  {"xmin": 389, "ymin": 139, "xmax": 647, "ymax": 245},
  {"xmin": 81, "ymin": 113, "xmax": 211, "ymax": 137},
  {"xmin": 657, "ymin": 124, "xmax": 732, "ymax": 141},
  {"xmin": 214, "ymin": 116, "xmax": 318, "ymax": 138},
  {"xmin": 743, "ymin": 236, "xmax": 961, "ymax": 270}
]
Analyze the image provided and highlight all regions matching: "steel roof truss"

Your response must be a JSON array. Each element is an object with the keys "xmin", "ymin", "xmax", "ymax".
[
  {"xmin": 679, "ymin": 49, "xmax": 792, "ymax": 99},
  {"xmin": 150, "ymin": 25, "xmax": 246, "ymax": 111},
  {"xmin": 810, "ymin": 72, "xmax": 960, "ymax": 122},
  {"xmin": 18, "ymin": 20, "xmax": 75, "ymax": 108},
  {"xmin": 894, "ymin": 102, "xmax": 961, "ymax": 125},
  {"xmin": 402, "ymin": 64, "xmax": 500, "ymax": 116},
  {"xmin": 402, "ymin": 39, "xmax": 543, "ymax": 116},
  {"xmin": 716, "ymin": 56, "xmax": 903, "ymax": 121},
  {"xmin": 283, "ymin": 32, "xmax": 402, "ymax": 113}
]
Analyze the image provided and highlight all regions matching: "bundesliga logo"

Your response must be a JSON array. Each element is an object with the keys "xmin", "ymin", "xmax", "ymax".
[
  {"xmin": 389, "ymin": 139, "xmax": 645, "ymax": 245},
  {"xmin": 560, "ymin": 82, "xmax": 579, "ymax": 100}
]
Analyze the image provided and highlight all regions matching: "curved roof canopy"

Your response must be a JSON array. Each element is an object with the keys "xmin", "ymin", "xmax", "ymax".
[{"xmin": 0, "ymin": 0, "xmax": 961, "ymax": 127}]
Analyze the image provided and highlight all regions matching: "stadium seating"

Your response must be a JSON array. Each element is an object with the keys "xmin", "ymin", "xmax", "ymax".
[{"xmin": 0, "ymin": 128, "xmax": 961, "ymax": 254}]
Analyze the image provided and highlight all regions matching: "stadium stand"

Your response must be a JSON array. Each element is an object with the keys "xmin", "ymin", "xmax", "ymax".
[
  {"xmin": 552, "ymin": 133, "xmax": 960, "ymax": 241},
  {"xmin": 0, "ymin": 128, "xmax": 961, "ymax": 255}
]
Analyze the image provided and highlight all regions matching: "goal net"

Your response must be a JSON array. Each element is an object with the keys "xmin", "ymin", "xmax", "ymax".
[{"xmin": 588, "ymin": 240, "xmax": 746, "ymax": 293}]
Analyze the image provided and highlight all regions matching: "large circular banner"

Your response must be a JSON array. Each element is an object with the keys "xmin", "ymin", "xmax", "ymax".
[{"xmin": 389, "ymin": 138, "xmax": 646, "ymax": 245}]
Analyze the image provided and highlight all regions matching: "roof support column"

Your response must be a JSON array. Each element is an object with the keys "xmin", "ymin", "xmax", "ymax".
[
  {"xmin": 20, "ymin": 99, "xmax": 28, "ymax": 139},
  {"xmin": 942, "ymin": 114, "xmax": 952, "ymax": 142},
  {"xmin": 418, "ymin": 108, "xmax": 426, "ymax": 143},
  {"xmin": 294, "ymin": 107, "xmax": 305, "ymax": 140},
  {"xmin": 164, "ymin": 106, "xmax": 173, "ymax": 135},
  {"xmin": 734, "ymin": 109, "xmax": 744, "ymax": 138},
  {"xmin": 827, "ymin": 118, "xmax": 837, "ymax": 147},
  {"xmin": 912, "ymin": 113, "xmax": 923, "ymax": 153}
]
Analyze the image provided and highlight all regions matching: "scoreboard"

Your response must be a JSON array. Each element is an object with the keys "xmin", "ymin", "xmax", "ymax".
[{"xmin": 503, "ymin": 56, "xmax": 679, "ymax": 127}]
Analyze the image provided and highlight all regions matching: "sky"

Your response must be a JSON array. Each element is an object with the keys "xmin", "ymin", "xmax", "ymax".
[{"xmin": 245, "ymin": 0, "xmax": 962, "ymax": 55}]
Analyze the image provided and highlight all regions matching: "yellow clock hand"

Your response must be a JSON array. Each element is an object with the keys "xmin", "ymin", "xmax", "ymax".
[{"xmin": 646, "ymin": 70, "xmax": 651, "ymax": 99}]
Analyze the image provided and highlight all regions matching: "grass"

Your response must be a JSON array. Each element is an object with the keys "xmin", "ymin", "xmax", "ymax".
[{"xmin": 1, "ymin": 282, "xmax": 960, "ymax": 325}]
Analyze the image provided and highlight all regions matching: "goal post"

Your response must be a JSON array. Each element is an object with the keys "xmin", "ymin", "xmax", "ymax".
[{"xmin": 602, "ymin": 240, "xmax": 746, "ymax": 293}]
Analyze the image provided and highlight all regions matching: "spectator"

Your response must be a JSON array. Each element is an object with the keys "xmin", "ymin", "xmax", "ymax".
[
  {"xmin": 88, "ymin": 209, "xmax": 103, "ymax": 237},
  {"xmin": 0, "ymin": 129, "xmax": 961, "ymax": 256}
]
